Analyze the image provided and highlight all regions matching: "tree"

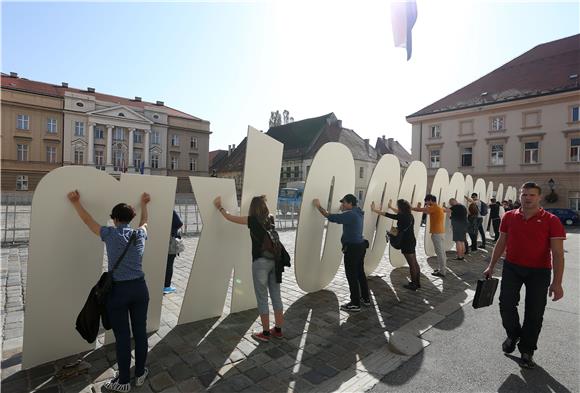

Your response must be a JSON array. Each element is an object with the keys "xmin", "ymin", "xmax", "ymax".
[{"xmin": 269, "ymin": 109, "xmax": 294, "ymax": 127}]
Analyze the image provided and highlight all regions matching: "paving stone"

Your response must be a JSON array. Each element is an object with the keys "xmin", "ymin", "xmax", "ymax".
[
  {"xmin": 300, "ymin": 369, "xmax": 327, "ymax": 385},
  {"xmin": 197, "ymin": 371, "xmax": 219, "ymax": 388},
  {"xmin": 190, "ymin": 360, "xmax": 213, "ymax": 376},
  {"xmin": 176, "ymin": 377, "xmax": 205, "ymax": 392},
  {"xmin": 244, "ymin": 366, "xmax": 270, "ymax": 383},
  {"xmin": 225, "ymin": 374, "xmax": 253, "ymax": 392},
  {"xmin": 168, "ymin": 363, "xmax": 195, "ymax": 382},
  {"xmin": 264, "ymin": 347, "xmax": 285, "ymax": 360},
  {"xmin": 149, "ymin": 371, "xmax": 175, "ymax": 392}
]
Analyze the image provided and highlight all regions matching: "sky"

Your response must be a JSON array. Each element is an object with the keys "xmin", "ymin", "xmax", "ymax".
[{"xmin": 2, "ymin": 0, "xmax": 579, "ymax": 152}]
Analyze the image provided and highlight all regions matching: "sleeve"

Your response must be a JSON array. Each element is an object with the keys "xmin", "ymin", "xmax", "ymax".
[
  {"xmin": 549, "ymin": 215, "xmax": 567, "ymax": 239},
  {"xmin": 172, "ymin": 210, "xmax": 183, "ymax": 229},
  {"xmin": 383, "ymin": 212, "xmax": 398, "ymax": 220},
  {"xmin": 137, "ymin": 227, "xmax": 148, "ymax": 240},
  {"xmin": 499, "ymin": 212, "xmax": 510, "ymax": 233},
  {"xmin": 247, "ymin": 215, "xmax": 256, "ymax": 230},
  {"xmin": 327, "ymin": 212, "xmax": 348, "ymax": 224},
  {"xmin": 100, "ymin": 226, "xmax": 113, "ymax": 241}
]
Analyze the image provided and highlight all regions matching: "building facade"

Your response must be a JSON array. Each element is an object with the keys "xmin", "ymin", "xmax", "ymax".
[
  {"xmin": 408, "ymin": 35, "xmax": 580, "ymax": 210},
  {"xmin": 1, "ymin": 73, "xmax": 210, "ymax": 194}
]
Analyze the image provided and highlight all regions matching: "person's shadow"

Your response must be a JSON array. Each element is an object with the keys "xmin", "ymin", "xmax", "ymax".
[{"xmin": 498, "ymin": 354, "xmax": 572, "ymax": 393}]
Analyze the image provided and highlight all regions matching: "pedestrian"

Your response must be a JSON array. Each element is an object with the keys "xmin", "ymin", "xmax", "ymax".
[
  {"xmin": 371, "ymin": 199, "xmax": 421, "ymax": 290},
  {"xmin": 508, "ymin": 199, "xmax": 515, "ymax": 210},
  {"xmin": 413, "ymin": 194, "xmax": 447, "ymax": 277},
  {"xmin": 484, "ymin": 182, "xmax": 565, "ymax": 369},
  {"xmin": 464, "ymin": 193, "xmax": 487, "ymax": 248},
  {"xmin": 313, "ymin": 194, "xmax": 370, "ymax": 312},
  {"xmin": 444, "ymin": 198, "xmax": 468, "ymax": 260},
  {"xmin": 502, "ymin": 200, "xmax": 511, "ymax": 212},
  {"xmin": 488, "ymin": 198, "xmax": 501, "ymax": 242},
  {"xmin": 67, "ymin": 190, "xmax": 151, "ymax": 392},
  {"xmin": 213, "ymin": 195, "xmax": 285, "ymax": 342},
  {"xmin": 467, "ymin": 202, "xmax": 479, "ymax": 252},
  {"xmin": 164, "ymin": 210, "xmax": 183, "ymax": 294}
]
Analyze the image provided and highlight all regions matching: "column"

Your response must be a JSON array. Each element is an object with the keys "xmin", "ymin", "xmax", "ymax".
[
  {"xmin": 106, "ymin": 125, "xmax": 113, "ymax": 170},
  {"xmin": 128, "ymin": 128, "xmax": 135, "ymax": 172},
  {"xmin": 88, "ymin": 123, "xmax": 95, "ymax": 165},
  {"xmin": 144, "ymin": 129, "xmax": 151, "ymax": 175}
]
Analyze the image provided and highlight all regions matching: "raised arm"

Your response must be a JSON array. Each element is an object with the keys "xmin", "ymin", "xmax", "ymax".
[
  {"xmin": 214, "ymin": 196, "xmax": 248, "ymax": 225},
  {"xmin": 411, "ymin": 202, "xmax": 428, "ymax": 213},
  {"xmin": 464, "ymin": 195, "xmax": 474, "ymax": 203},
  {"xmin": 370, "ymin": 201, "xmax": 385, "ymax": 215},
  {"xmin": 67, "ymin": 190, "xmax": 101, "ymax": 236},
  {"xmin": 139, "ymin": 193, "xmax": 150, "ymax": 228},
  {"xmin": 313, "ymin": 198, "xmax": 330, "ymax": 218}
]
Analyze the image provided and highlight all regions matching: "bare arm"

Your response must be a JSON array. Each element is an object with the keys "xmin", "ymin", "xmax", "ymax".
[
  {"xmin": 313, "ymin": 198, "xmax": 330, "ymax": 218},
  {"xmin": 370, "ymin": 201, "xmax": 386, "ymax": 215},
  {"xmin": 412, "ymin": 202, "xmax": 428, "ymax": 213},
  {"xmin": 214, "ymin": 196, "xmax": 248, "ymax": 225},
  {"xmin": 549, "ymin": 238, "xmax": 565, "ymax": 301},
  {"xmin": 464, "ymin": 195, "xmax": 474, "ymax": 203},
  {"xmin": 483, "ymin": 232, "xmax": 508, "ymax": 278},
  {"xmin": 138, "ymin": 193, "xmax": 150, "ymax": 228},
  {"xmin": 67, "ymin": 190, "xmax": 101, "ymax": 236}
]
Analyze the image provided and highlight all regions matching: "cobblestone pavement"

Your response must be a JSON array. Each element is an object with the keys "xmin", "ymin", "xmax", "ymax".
[{"xmin": 1, "ymin": 228, "xmax": 498, "ymax": 392}]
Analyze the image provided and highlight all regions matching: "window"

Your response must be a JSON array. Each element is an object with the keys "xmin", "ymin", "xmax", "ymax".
[
  {"xmin": 74, "ymin": 121, "xmax": 84, "ymax": 136},
  {"xmin": 359, "ymin": 167, "xmax": 364, "ymax": 179},
  {"xmin": 523, "ymin": 142, "xmax": 539, "ymax": 164},
  {"xmin": 490, "ymin": 144, "xmax": 504, "ymax": 166},
  {"xmin": 76, "ymin": 102, "xmax": 84, "ymax": 108},
  {"xmin": 152, "ymin": 131, "xmax": 160, "ymax": 145},
  {"xmin": 523, "ymin": 111, "xmax": 540, "ymax": 128},
  {"xmin": 16, "ymin": 176, "xmax": 28, "ymax": 191},
  {"xmin": 171, "ymin": 134, "xmax": 180, "ymax": 147},
  {"xmin": 459, "ymin": 120, "xmax": 473, "ymax": 135},
  {"xmin": 358, "ymin": 190, "xmax": 364, "ymax": 202},
  {"xmin": 572, "ymin": 106, "xmax": 579, "ymax": 122},
  {"xmin": 74, "ymin": 149, "xmax": 84, "ymax": 165},
  {"xmin": 114, "ymin": 127, "xmax": 124, "ymax": 141},
  {"xmin": 94, "ymin": 126, "xmax": 104, "ymax": 140},
  {"xmin": 570, "ymin": 138, "xmax": 580, "ymax": 162},
  {"xmin": 189, "ymin": 158, "xmax": 197, "ymax": 171},
  {"xmin": 286, "ymin": 166, "xmax": 291, "ymax": 178},
  {"xmin": 151, "ymin": 154, "xmax": 159, "ymax": 169},
  {"xmin": 171, "ymin": 156, "xmax": 178, "ymax": 170},
  {"xmin": 430, "ymin": 125, "xmax": 441, "ymax": 138},
  {"xmin": 190, "ymin": 137, "xmax": 198, "ymax": 149},
  {"xmin": 490, "ymin": 116, "xmax": 505, "ymax": 131},
  {"xmin": 113, "ymin": 149, "xmax": 124, "ymax": 171},
  {"xmin": 294, "ymin": 166, "xmax": 299, "ymax": 178},
  {"xmin": 306, "ymin": 165, "xmax": 310, "ymax": 176},
  {"xmin": 95, "ymin": 150, "xmax": 105, "ymax": 170},
  {"xmin": 569, "ymin": 191, "xmax": 580, "ymax": 211},
  {"xmin": 461, "ymin": 147, "xmax": 473, "ymax": 167},
  {"xmin": 17, "ymin": 114, "xmax": 30, "ymax": 130},
  {"xmin": 429, "ymin": 150, "xmax": 440, "ymax": 168},
  {"xmin": 47, "ymin": 118, "xmax": 57, "ymax": 133},
  {"xmin": 46, "ymin": 146, "xmax": 57, "ymax": 163},
  {"xmin": 134, "ymin": 151, "xmax": 142, "ymax": 172},
  {"xmin": 133, "ymin": 131, "xmax": 143, "ymax": 144},
  {"xmin": 17, "ymin": 144, "xmax": 28, "ymax": 161}
]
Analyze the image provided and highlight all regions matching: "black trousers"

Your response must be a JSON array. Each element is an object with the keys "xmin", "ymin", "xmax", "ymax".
[
  {"xmin": 491, "ymin": 218, "xmax": 500, "ymax": 241},
  {"xmin": 343, "ymin": 242, "xmax": 369, "ymax": 306},
  {"xmin": 468, "ymin": 231, "xmax": 478, "ymax": 251},
  {"xmin": 164, "ymin": 254, "xmax": 177, "ymax": 288},
  {"xmin": 476, "ymin": 217, "xmax": 486, "ymax": 246},
  {"xmin": 499, "ymin": 261, "xmax": 551, "ymax": 355}
]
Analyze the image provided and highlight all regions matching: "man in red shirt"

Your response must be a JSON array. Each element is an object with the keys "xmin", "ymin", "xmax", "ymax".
[{"xmin": 484, "ymin": 182, "xmax": 565, "ymax": 369}]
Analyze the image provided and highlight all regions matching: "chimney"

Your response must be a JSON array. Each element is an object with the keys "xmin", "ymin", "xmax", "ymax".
[
  {"xmin": 382, "ymin": 135, "xmax": 386, "ymax": 141},
  {"xmin": 134, "ymin": 96, "xmax": 142, "ymax": 102},
  {"xmin": 228, "ymin": 145, "xmax": 232, "ymax": 156},
  {"xmin": 364, "ymin": 138, "xmax": 369, "ymax": 145},
  {"xmin": 232, "ymin": 144, "xmax": 236, "ymax": 150},
  {"xmin": 10, "ymin": 72, "xmax": 18, "ymax": 77},
  {"xmin": 336, "ymin": 120, "xmax": 342, "ymax": 128},
  {"xmin": 61, "ymin": 82, "xmax": 68, "ymax": 88},
  {"xmin": 87, "ymin": 87, "xmax": 95, "ymax": 93},
  {"xmin": 156, "ymin": 101, "xmax": 164, "ymax": 106}
]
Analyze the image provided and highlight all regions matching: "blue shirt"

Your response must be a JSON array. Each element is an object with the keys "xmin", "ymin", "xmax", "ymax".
[
  {"xmin": 327, "ymin": 207, "xmax": 365, "ymax": 245},
  {"xmin": 100, "ymin": 224, "xmax": 147, "ymax": 281}
]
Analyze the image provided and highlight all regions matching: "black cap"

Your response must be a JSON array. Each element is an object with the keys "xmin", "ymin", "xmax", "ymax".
[{"xmin": 340, "ymin": 194, "xmax": 357, "ymax": 206}]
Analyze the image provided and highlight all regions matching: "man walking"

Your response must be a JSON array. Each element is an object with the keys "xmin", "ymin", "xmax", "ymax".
[
  {"xmin": 413, "ymin": 194, "xmax": 447, "ymax": 277},
  {"xmin": 313, "ymin": 194, "xmax": 370, "ymax": 312},
  {"xmin": 488, "ymin": 198, "xmax": 501, "ymax": 242},
  {"xmin": 484, "ymin": 182, "xmax": 565, "ymax": 369},
  {"xmin": 465, "ymin": 193, "xmax": 487, "ymax": 249}
]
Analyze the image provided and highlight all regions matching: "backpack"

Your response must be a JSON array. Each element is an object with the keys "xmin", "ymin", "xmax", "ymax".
[
  {"xmin": 479, "ymin": 201, "xmax": 488, "ymax": 216},
  {"xmin": 258, "ymin": 216, "xmax": 283, "ymax": 261}
]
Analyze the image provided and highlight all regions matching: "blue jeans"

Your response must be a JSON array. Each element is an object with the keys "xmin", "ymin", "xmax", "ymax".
[
  {"xmin": 252, "ymin": 257, "xmax": 283, "ymax": 315},
  {"xmin": 107, "ymin": 278, "xmax": 149, "ymax": 384}
]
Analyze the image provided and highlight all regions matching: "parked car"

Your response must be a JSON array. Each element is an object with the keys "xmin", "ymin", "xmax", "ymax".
[{"xmin": 545, "ymin": 208, "xmax": 579, "ymax": 226}]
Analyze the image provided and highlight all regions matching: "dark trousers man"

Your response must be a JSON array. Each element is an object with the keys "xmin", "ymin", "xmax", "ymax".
[
  {"xmin": 476, "ymin": 217, "xmax": 486, "ymax": 247},
  {"xmin": 343, "ymin": 242, "xmax": 370, "ymax": 306},
  {"xmin": 499, "ymin": 261, "xmax": 551, "ymax": 355},
  {"xmin": 491, "ymin": 218, "xmax": 501, "ymax": 242},
  {"xmin": 164, "ymin": 254, "xmax": 177, "ymax": 288}
]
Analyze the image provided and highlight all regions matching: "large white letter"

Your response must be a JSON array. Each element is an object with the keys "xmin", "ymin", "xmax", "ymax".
[
  {"xmin": 294, "ymin": 143, "xmax": 355, "ymax": 292},
  {"xmin": 444, "ymin": 172, "xmax": 465, "ymax": 250},
  {"xmin": 361, "ymin": 154, "xmax": 401, "ymax": 275},
  {"xmin": 424, "ymin": 169, "xmax": 449, "ymax": 256}
]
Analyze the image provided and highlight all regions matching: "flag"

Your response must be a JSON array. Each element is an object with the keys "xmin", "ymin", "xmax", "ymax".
[{"xmin": 391, "ymin": 0, "xmax": 418, "ymax": 61}]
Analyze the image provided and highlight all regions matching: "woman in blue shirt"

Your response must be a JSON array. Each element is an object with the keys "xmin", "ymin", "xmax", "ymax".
[{"xmin": 68, "ymin": 190, "xmax": 150, "ymax": 392}]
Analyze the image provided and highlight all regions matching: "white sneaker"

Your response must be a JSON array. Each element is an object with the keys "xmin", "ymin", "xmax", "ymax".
[
  {"xmin": 135, "ymin": 367, "xmax": 149, "ymax": 387},
  {"xmin": 103, "ymin": 377, "xmax": 131, "ymax": 392}
]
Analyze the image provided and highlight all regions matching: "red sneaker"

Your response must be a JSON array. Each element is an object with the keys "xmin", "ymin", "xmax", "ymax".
[
  {"xmin": 269, "ymin": 327, "xmax": 284, "ymax": 339},
  {"xmin": 251, "ymin": 331, "xmax": 271, "ymax": 342}
]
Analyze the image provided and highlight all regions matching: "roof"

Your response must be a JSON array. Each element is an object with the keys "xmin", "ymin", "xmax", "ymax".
[
  {"xmin": 408, "ymin": 34, "xmax": 580, "ymax": 119},
  {"xmin": 0, "ymin": 73, "xmax": 205, "ymax": 121},
  {"xmin": 214, "ymin": 113, "xmax": 379, "ymax": 172},
  {"xmin": 209, "ymin": 150, "xmax": 228, "ymax": 170},
  {"xmin": 375, "ymin": 137, "xmax": 413, "ymax": 166}
]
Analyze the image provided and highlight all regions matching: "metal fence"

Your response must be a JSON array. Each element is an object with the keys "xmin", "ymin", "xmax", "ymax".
[{"xmin": 1, "ymin": 198, "xmax": 301, "ymax": 245}]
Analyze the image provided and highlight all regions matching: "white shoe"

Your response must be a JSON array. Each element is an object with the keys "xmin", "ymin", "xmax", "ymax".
[
  {"xmin": 103, "ymin": 377, "xmax": 131, "ymax": 392},
  {"xmin": 135, "ymin": 367, "xmax": 149, "ymax": 387}
]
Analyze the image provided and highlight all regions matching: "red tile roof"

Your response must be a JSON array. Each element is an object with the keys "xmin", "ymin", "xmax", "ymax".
[
  {"xmin": 0, "ymin": 73, "xmax": 205, "ymax": 121},
  {"xmin": 408, "ymin": 34, "xmax": 580, "ymax": 119}
]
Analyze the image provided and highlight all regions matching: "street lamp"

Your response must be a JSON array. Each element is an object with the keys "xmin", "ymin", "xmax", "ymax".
[{"xmin": 548, "ymin": 178, "xmax": 555, "ymax": 192}]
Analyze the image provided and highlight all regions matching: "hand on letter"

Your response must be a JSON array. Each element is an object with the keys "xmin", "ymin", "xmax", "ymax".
[
  {"xmin": 67, "ymin": 190, "xmax": 80, "ymax": 203},
  {"xmin": 213, "ymin": 196, "xmax": 222, "ymax": 210},
  {"xmin": 141, "ymin": 193, "xmax": 151, "ymax": 205},
  {"xmin": 313, "ymin": 198, "xmax": 321, "ymax": 208}
]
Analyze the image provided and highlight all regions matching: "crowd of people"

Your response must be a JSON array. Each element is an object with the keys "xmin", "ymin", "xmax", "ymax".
[{"xmin": 65, "ymin": 180, "xmax": 565, "ymax": 390}]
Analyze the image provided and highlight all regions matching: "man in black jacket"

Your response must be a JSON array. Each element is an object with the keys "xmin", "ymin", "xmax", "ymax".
[{"xmin": 488, "ymin": 198, "xmax": 501, "ymax": 242}]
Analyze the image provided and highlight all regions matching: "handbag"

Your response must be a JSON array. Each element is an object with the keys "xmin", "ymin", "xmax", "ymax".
[
  {"xmin": 472, "ymin": 278, "xmax": 499, "ymax": 309},
  {"xmin": 169, "ymin": 233, "xmax": 185, "ymax": 254},
  {"xmin": 75, "ymin": 231, "xmax": 136, "ymax": 342},
  {"xmin": 386, "ymin": 217, "xmax": 414, "ymax": 250}
]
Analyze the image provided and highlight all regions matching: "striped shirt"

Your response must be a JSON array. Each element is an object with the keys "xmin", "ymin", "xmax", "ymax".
[{"xmin": 100, "ymin": 224, "xmax": 147, "ymax": 281}]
